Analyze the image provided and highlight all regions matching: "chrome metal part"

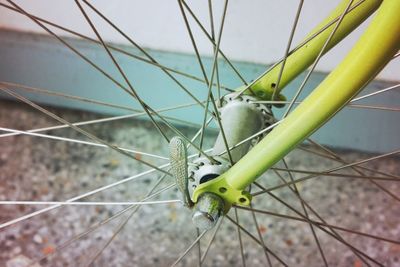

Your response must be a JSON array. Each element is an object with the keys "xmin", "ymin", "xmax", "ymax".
[{"xmin": 192, "ymin": 193, "xmax": 224, "ymax": 230}]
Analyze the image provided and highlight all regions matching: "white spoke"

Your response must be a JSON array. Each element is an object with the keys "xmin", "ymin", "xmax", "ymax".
[
  {"xmin": 0, "ymin": 163, "xmax": 170, "ymax": 230},
  {"xmin": 170, "ymin": 230, "xmax": 207, "ymax": 267},
  {"xmin": 0, "ymin": 127, "xmax": 169, "ymax": 160},
  {"xmin": 351, "ymin": 83, "xmax": 400, "ymax": 102},
  {"xmin": 0, "ymin": 101, "xmax": 201, "ymax": 139},
  {"xmin": 0, "ymin": 200, "xmax": 180, "ymax": 206}
]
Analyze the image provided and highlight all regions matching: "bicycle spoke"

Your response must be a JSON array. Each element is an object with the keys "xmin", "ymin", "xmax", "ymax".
[
  {"xmin": 5, "ymin": 0, "xmax": 137, "ymax": 100},
  {"xmin": 208, "ymin": 0, "xmax": 222, "ymax": 100},
  {"xmin": 253, "ymin": 149, "xmax": 400, "ymax": 195},
  {"xmin": 83, "ymin": 200, "xmax": 181, "ymax": 266},
  {"xmin": 196, "ymin": 228, "xmax": 202, "ymax": 267},
  {"xmin": 253, "ymin": 82, "xmax": 400, "ymax": 106},
  {"xmin": 261, "ymin": 192, "xmax": 382, "ymax": 266},
  {"xmin": 225, "ymin": 215, "xmax": 288, "ymax": 267},
  {"xmin": 0, "ymin": 200, "xmax": 180, "ymax": 206},
  {"xmin": 170, "ymin": 230, "xmax": 207, "ymax": 267},
  {"xmin": 269, "ymin": 171, "xmax": 373, "ymax": 265},
  {"xmin": 271, "ymin": 0, "xmax": 304, "ymax": 101},
  {"xmin": 191, "ymin": 0, "xmax": 234, "ymax": 164},
  {"xmin": 234, "ymin": 208, "xmax": 246, "ymax": 267},
  {"xmin": 249, "ymin": 203, "xmax": 272, "ymax": 267},
  {"xmin": 34, "ymin": 174, "xmax": 173, "ymax": 265},
  {"xmin": 81, "ymin": 0, "xmax": 208, "ymax": 112},
  {"xmin": 0, "ymin": 127, "xmax": 169, "ymax": 161},
  {"xmin": 236, "ymin": 205, "xmax": 400, "ymax": 246},
  {"xmin": 235, "ymin": 0, "xmax": 368, "ymax": 97},
  {"xmin": 305, "ymin": 138, "xmax": 400, "ymax": 202},
  {"xmin": 177, "ymin": 0, "xmax": 210, "ymax": 86},
  {"xmin": 180, "ymin": 0, "xmax": 248, "ymax": 86},
  {"xmin": 31, "ymin": 114, "xmax": 222, "ymax": 264},
  {"xmin": 351, "ymin": 83, "xmax": 400, "ymax": 102},
  {"xmin": 0, "ymin": 82, "xmax": 205, "ymax": 129},
  {"xmin": 278, "ymin": 159, "xmax": 328, "ymax": 266},
  {"xmin": 200, "ymin": 218, "xmax": 223, "ymax": 264},
  {"xmin": 74, "ymin": 0, "xmax": 170, "ymax": 143},
  {"xmin": 234, "ymin": 206, "xmax": 377, "ymax": 267},
  {"xmin": 0, "ymin": 100, "xmax": 201, "ymax": 139},
  {"xmin": 0, "ymin": 3, "xmax": 235, "ymax": 92},
  {"xmin": 1, "ymin": 87, "xmax": 170, "ymax": 175},
  {"xmin": 283, "ymin": 0, "xmax": 355, "ymax": 118},
  {"xmin": 271, "ymin": 167, "xmax": 400, "ymax": 182},
  {"xmin": 0, "ymin": 81, "xmax": 139, "ymax": 112},
  {"xmin": 298, "ymin": 144, "xmax": 400, "ymax": 180},
  {"xmin": 254, "ymin": 103, "xmax": 400, "ymax": 113},
  {"xmin": 215, "ymin": 120, "xmax": 282, "ymax": 157},
  {"xmin": 0, "ymin": 160, "xmax": 170, "ymax": 230}
]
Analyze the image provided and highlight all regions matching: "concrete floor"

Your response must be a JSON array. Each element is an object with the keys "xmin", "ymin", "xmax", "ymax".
[{"xmin": 0, "ymin": 99, "xmax": 399, "ymax": 267}]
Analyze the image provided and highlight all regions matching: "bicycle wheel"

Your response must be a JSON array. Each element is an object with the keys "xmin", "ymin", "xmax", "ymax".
[{"xmin": 0, "ymin": 0, "xmax": 399, "ymax": 266}]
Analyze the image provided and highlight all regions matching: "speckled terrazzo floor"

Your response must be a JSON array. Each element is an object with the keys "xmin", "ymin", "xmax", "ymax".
[{"xmin": 0, "ymin": 99, "xmax": 399, "ymax": 267}]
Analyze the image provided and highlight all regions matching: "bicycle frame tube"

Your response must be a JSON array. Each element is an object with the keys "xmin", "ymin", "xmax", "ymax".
[
  {"xmin": 193, "ymin": 0, "xmax": 400, "ymax": 207},
  {"xmin": 248, "ymin": 0, "xmax": 382, "ymax": 101}
]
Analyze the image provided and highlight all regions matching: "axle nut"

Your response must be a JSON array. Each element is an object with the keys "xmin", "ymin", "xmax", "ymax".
[{"xmin": 192, "ymin": 193, "xmax": 224, "ymax": 230}]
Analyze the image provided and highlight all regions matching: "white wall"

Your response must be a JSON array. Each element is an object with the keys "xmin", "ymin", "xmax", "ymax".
[{"xmin": 0, "ymin": 0, "xmax": 398, "ymax": 81}]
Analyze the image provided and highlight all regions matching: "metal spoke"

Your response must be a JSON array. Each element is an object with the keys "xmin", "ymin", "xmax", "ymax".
[
  {"xmin": 0, "ymin": 200, "xmax": 180, "ymax": 206},
  {"xmin": 235, "ymin": 205, "xmax": 400, "ymax": 246},
  {"xmin": 215, "ymin": 120, "xmax": 282, "ymax": 157},
  {"xmin": 177, "ymin": 0, "xmax": 210, "ymax": 86},
  {"xmin": 196, "ymin": 228, "xmax": 202, "ymax": 267},
  {"xmin": 177, "ymin": 0, "xmax": 231, "ymax": 165},
  {"xmin": 0, "ymin": 81, "xmax": 138, "ymax": 112},
  {"xmin": 265, "ymin": 171, "xmax": 372, "ymax": 265},
  {"xmin": 305, "ymin": 138, "xmax": 400, "ymax": 202},
  {"xmin": 259, "ymin": 192, "xmax": 381, "ymax": 266},
  {"xmin": 200, "ymin": 218, "xmax": 223, "ymax": 264},
  {"xmin": 249, "ymin": 203, "xmax": 272, "ymax": 267},
  {"xmin": 234, "ymin": 208, "xmax": 246, "ymax": 267},
  {"xmin": 0, "ymin": 160, "xmax": 170, "ymax": 230},
  {"xmin": 253, "ymin": 149, "xmax": 400, "ymax": 196},
  {"xmin": 0, "ymin": 100, "xmax": 202, "ymax": 139},
  {"xmin": 81, "ymin": 0, "xmax": 208, "ymax": 111},
  {"xmin": 5, "ymin": 0, "xmax": 138, "ymax": 101},
  {"xmin": 180, "ymin": 0, "xmax": 248, "ymax": 86},
  {"xmin": 184, "ymin": 0, "xmax": 234, "ymax": 164},
  {"xmin": 0, "ymin": 3, "xmax": 235, "ymax": 92},
  {"xmin": 32, "ymin": 178, "xmax": 174, "ymax": 265},
  {"xmin": 207, "ymin": 0, "xmax": 222, "ymax": 100},
  {"xmin": 235, "ymin": 0, "xmax": 367, "ymax": 97},
  {"xmin": 283, "ymin": 0, "xmax": 355, "ymax": 118},
  {"xmin": 351, "ymin": 83, "xmax": 400, "ymax": 102},
  {"xmin": 271, "ymin": 0, "xmax": 304, "ymax": 101},
  {"xmin": 298, "ymin": 144, "xmax": 400, "ymax": 180},
  {"xmin": 6, "ymin": 0, "xmax": 185, "ymax": 144},
  {"xmin": 170, "ymin": 230, "xmax": 207, "ymax": 267},
  {"xmin": 271, "ymin": 167, "xmax": 400, "ymax": 182},
  {"xmin": 277, "ymin": 159, "xmax": 328, "ymax": 266},
  {"xmin": 256, "ymin": 101, "xmax": 400, "ymax": 111},
  {"xmin": 74, "ymin": 0, "xmax": 169, "ymax": 143},
  {"xmin": 0, "ymin": 104, "xmax": 216, "ymax": 230},
  {"xmin": 78, "ymin": 174, "xmax": 172, "ymax": 266},
  {"xmin": 0, "ymin": 127, "xmax": 169, "ymax": 161},
  {"xmin": 30, "ymin": 117, "xmax": 211, "ymax": 264},
  {"xmin": 1, "ymin": 87, "xmax": 170, "ymax": 175},
  {"xmin": 225, "ymin": 215, "xmax": 288, "ymax": 267}
]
